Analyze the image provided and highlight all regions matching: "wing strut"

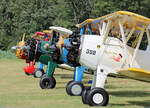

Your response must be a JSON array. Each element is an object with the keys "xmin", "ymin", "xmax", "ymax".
[
  {"xmin": 98, "ymin": 24, "xmax": 102, "ymax": 36},
  {"xmin": 126, "ymin": 27, "xmax": 135, "ymax": 43},
  {"xmin": 130, "ymin": 26, "xmax": 145, "ymax": 66},
  {"xmin": 102, "ymin": 20, "xmax": 112, "ymax": 44},
  {"xmin": 118, "ymin": 19, "xmax": 130, "ymax": 67},
  {"xmin": 101, "ymin": 22, "xmax": 107, "ymax": 36},
  {"xmin": 97, "ymin": 20, "xmax": 112, "ymax": 65},
  {"xmin": 146, "ymin": 27, "xmax": 150, "ymax": 46}
]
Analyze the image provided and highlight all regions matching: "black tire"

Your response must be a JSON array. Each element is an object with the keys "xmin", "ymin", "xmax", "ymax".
[
  {"xmin": 25, "ymin": 72, "xmax": 30, "ymax": 76},
  {"xmin": 81, "ymin": 86, "xmax": 91, "ymax": 104},
  {"xmin": 66, "ymin": 80, "xmax": 74, "ymax": 95},
  {"xmin": 40, "ymin": 77, "xmax": 56, "ymax": 89},
  {"xmin": 66, "ymin": 81, "xmax": 84, "ymax": 96},
  {"xmin": 34, "ymin": 69, "xmax": 44, "ymax": 78},
  {"xmin": 87, "ymin": 88, "xmax": 109, "ymax": 106},
  {"xmin": 41, "ymin": 74, "xmax": 47, "ymax": 79}
]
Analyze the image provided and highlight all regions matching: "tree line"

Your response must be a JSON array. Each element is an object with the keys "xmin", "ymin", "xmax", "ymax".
[{"xmin": 0, "ymin": 0, "xmax": 150, "ymax": 50}]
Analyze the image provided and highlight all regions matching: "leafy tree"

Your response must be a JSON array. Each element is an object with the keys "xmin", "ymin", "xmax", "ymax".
[{"xmin": 0, "ymin": 0, "xmax": 150, "ymax": 50}]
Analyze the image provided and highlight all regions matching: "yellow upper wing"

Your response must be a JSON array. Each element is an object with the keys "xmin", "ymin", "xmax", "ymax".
[{"xmin": 76, "ymin": 11, "xmax": 150, "ymax": 32}]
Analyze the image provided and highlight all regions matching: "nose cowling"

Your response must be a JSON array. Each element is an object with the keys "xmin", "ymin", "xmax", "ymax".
[{"xmin": 63, "ymin": 31, "xmax": 82, "ymax": 66}]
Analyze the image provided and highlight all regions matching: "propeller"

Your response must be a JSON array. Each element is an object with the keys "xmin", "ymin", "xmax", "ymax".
[
  {"xmin": 58, "ymin": 35, "xmax": 64, "ymax": 49},
  {"xmin": 11, "ymin": 33, "xmax": 25, "ymax": 51},
  {"xmin": 49, "ymin": 26, "xmax": 73, "ymax": 50},
  {"xmin": 16, "ymin": 33, "xmax": 26, "ymax": 59},
  {"xmin": 42, "ymin": 27, "xmax": 73, "ymax": 62}
]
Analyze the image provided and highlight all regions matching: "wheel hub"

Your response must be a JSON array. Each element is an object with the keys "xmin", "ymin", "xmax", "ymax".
[
  {"xmin": 43, "ymin": 79, "xmax": 50, "ymax": 86},
  {"xmin": 92, "ymin": 93, "xmax": 103, "ymax": 104},
  {"xmin": 71, "ymin": 84, "xmax": 82, "ymax": 95},
  {"xmin": 35, "ymin": 70, "xmax": 42, "ymax": 77}
]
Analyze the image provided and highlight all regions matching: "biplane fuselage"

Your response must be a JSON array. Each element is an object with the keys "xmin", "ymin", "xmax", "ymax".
[
  {"xmin": 79, "ymin": 35, "xmax": 150, "ymax": 73},
  {"xmin": 65, "ymin": 11, "xmax": 150, "ymax": 106}
]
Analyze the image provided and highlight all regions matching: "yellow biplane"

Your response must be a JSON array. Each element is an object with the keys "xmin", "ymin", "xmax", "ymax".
[{"xmin": 64, "ymin": 11, "xmax": 150, "ymax": 106}]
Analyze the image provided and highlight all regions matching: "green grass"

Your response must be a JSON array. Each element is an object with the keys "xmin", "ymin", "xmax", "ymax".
[{"xmin": 0, "ymin": 59, "xmax": 150, "ymax": 108}]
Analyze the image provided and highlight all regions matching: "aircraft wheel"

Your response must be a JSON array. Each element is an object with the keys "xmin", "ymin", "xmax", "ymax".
[
  {"xmin": 34, "ymin": 69, "xmax": 44, "ymax": 78},
  {"xmin": 81, "ymin": 86, "xmax": 91, "ymax": 104},
  {"xmin": 40, "ymin": 76, "xmax": 56, "ymax": 89},
  {"xmin": 87, "ymin": 87, "xmax": 109, "ymax": 106},
  {"xmin": 41, "ymin": 74, "xmax": 46, "ymax": 79},
  {"xmin": 66, "ymin": 80, "xmax": 84, "ymax": 96},
  {"xmin": 66, "ymin": 80, "xmax": 74, "ymax": 95}
]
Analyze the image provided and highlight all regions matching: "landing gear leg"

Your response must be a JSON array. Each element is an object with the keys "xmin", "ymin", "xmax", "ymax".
[
  {"xmin": 66, "ymin": 66, "xmax": 85, "ymax": 96},
  {"xmin": 82, "ymin": 65, "xmax": 109, "ymax": 106},
  {"xmin": 40, "ymin": 61, "xmax": 57, "ymax": 89}
]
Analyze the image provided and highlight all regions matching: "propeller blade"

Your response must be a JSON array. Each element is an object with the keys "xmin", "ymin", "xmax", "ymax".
[
  {"xmin": 22, "ymin": 33, "xmax": 26, "ymax": 42},
  {"xmin": 58, "ymin": 36, "xmax": 64, "ymax": 49}
]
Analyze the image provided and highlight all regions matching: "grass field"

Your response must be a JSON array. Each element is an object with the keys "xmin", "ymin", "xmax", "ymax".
[{"xmin": 0, "ymin": 59, "xmax": 150, "ymax": 108}]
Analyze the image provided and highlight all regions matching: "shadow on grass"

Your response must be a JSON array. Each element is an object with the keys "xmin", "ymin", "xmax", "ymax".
[
  {"xmin": 54, "ymin": 73, "xmax": 73, "ymax": 79},
  {"xmin": 105, "ymin": 85, "xmax": 117, "ymax": 89},
  {"xmin": 109, "ymin": 91, "xmax": 150, "ymax": 97},
  {"xmin": 109, "ymin": 100, "xmax": 150, "ymax": 107},
  {"xmin": 55, "ymin": 86, "xmax": 66, "ymax": 89},
  {"xmin": 56, "ymin": 81, "xmax": 68, "ymax": 84},
  {"xmin": 128, "ymin": 100, "xmax": 150, "ymax": 107},
  {"xmin": 54, "ymin": 73, "xmax": 90, "ymax": 79},
  {"xmin": 109, "ymin": 103, "xmax": 130, "ymax": 106}
]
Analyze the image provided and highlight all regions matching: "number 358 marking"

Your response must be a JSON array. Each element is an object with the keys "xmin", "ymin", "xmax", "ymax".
[{"xmin": 86, "ymin": 49, "xmax": 96, "ymax": 55}]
